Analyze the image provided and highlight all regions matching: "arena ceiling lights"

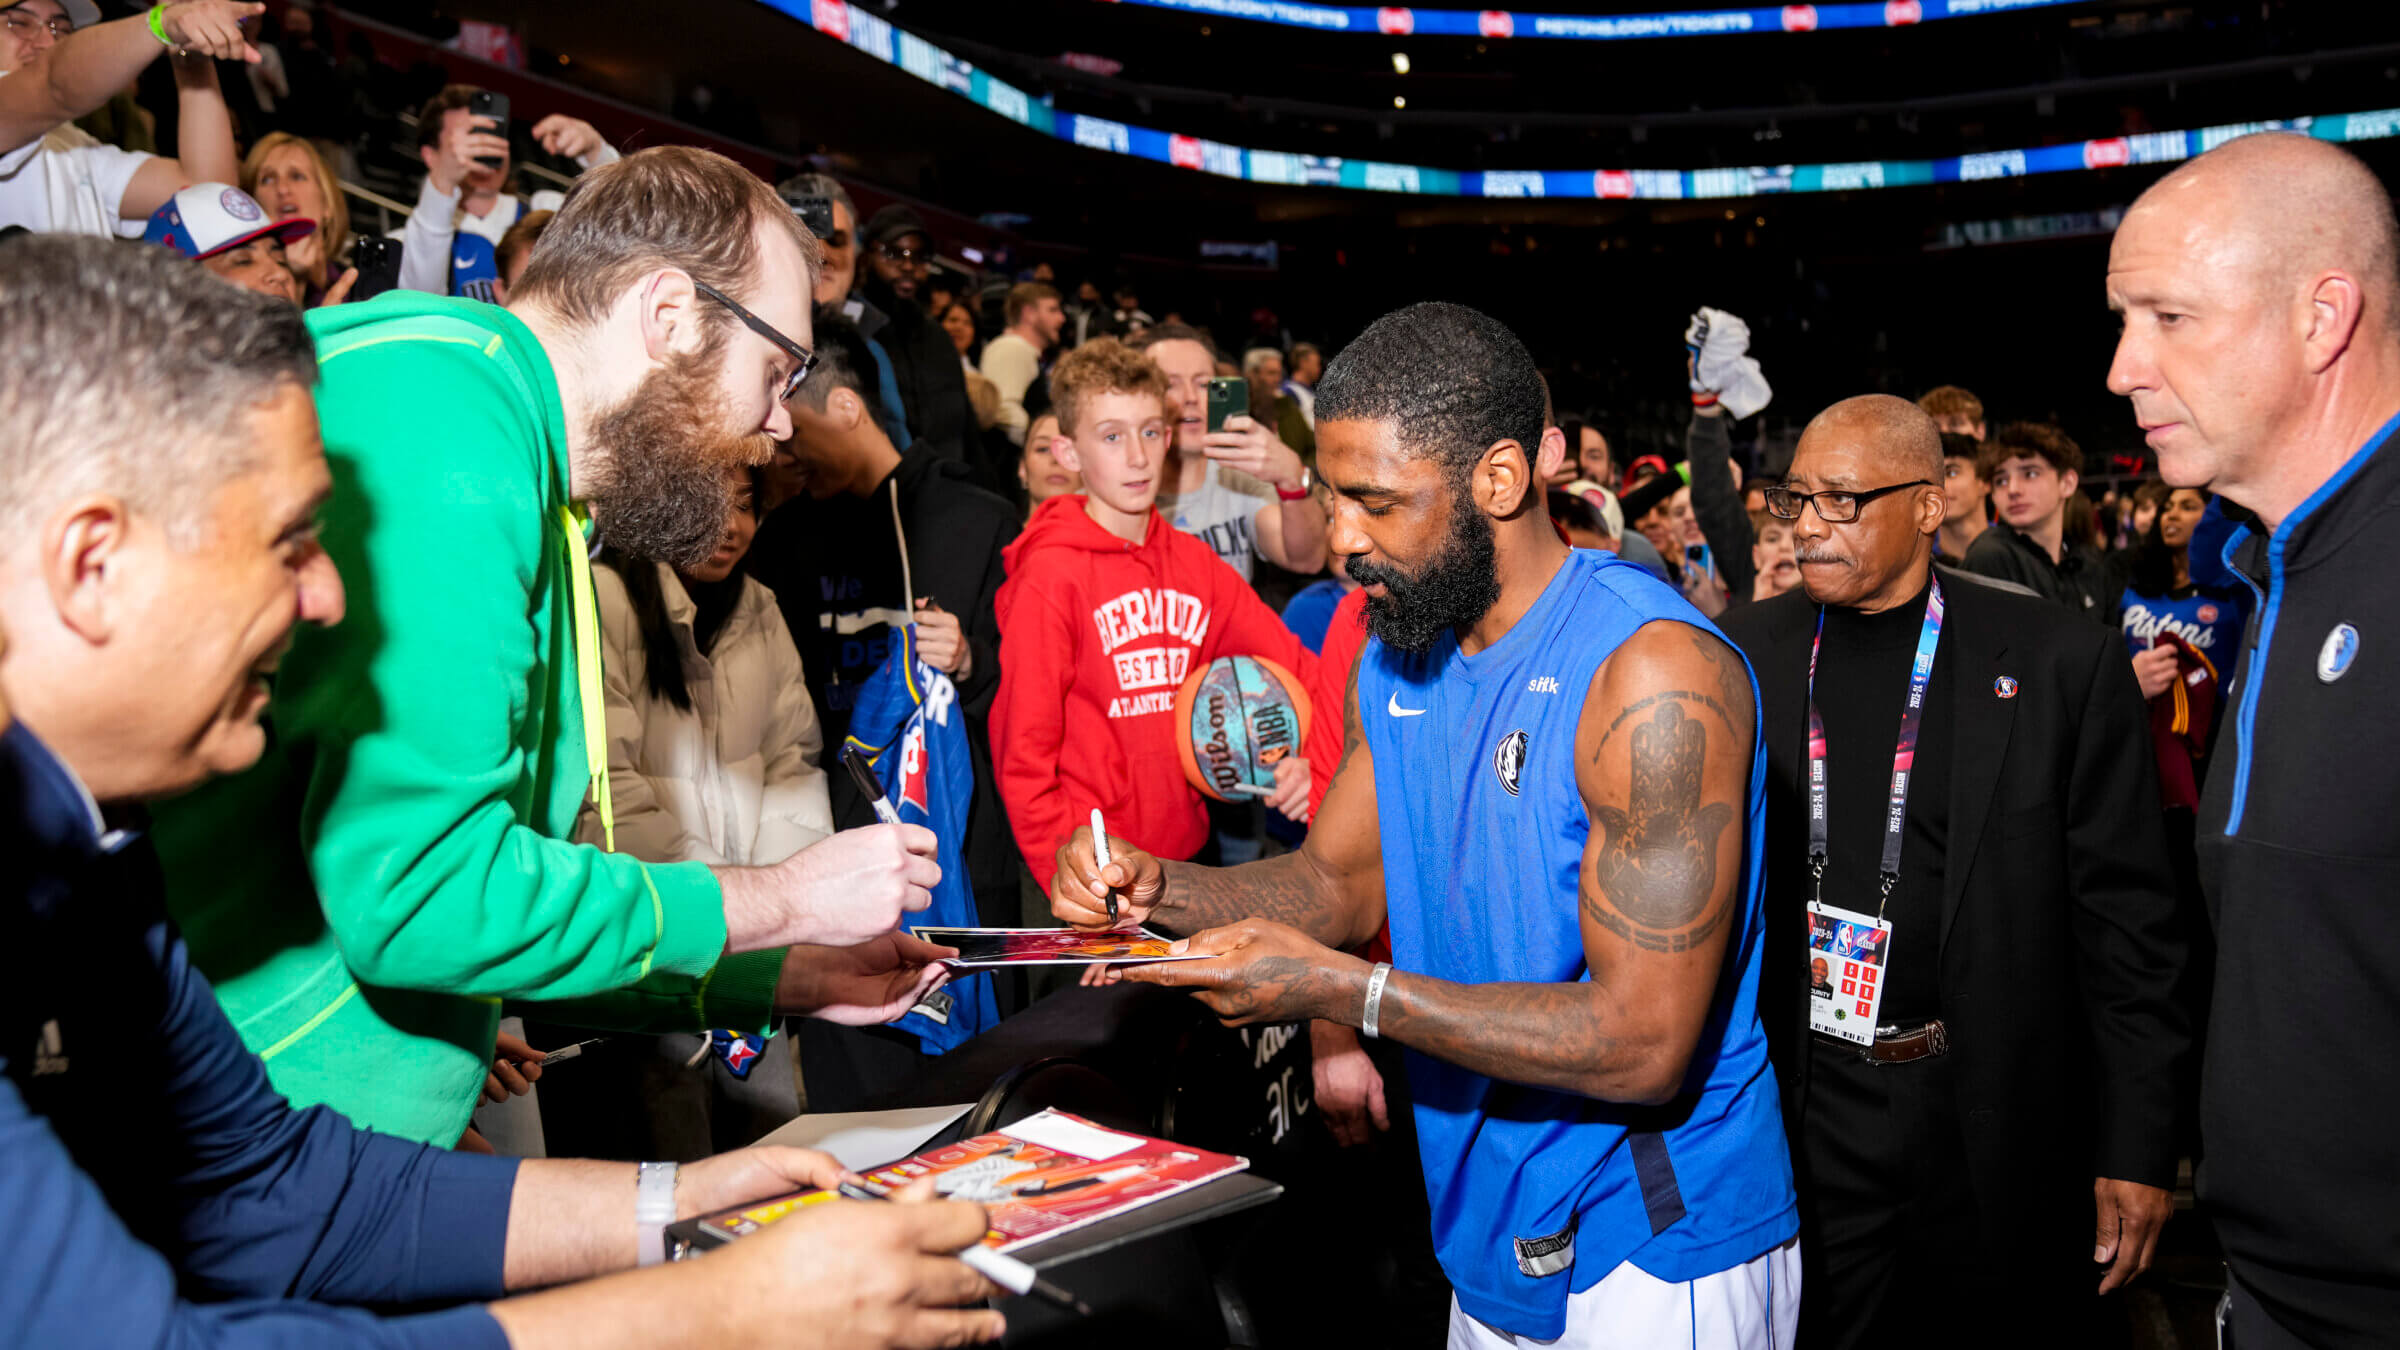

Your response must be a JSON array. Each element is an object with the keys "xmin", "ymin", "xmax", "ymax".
[
  {"xmin": 1083, "ymin": 0, "xmax": 2084, "ymax": 42},
  {"xmin": 775, "ymin": 0, "xmax": 2400, "ymax": 201}
]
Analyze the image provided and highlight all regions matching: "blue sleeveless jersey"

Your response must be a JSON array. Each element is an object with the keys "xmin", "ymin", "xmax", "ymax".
[{"xmin": 1356, "ymin": 549, "xmax": 1796, "ymax": 1339}]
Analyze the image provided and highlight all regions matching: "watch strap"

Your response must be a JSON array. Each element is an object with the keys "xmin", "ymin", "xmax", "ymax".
[{"xmin": 635, "ymin": 1160, "xmax": 679, "ymax": 1267}]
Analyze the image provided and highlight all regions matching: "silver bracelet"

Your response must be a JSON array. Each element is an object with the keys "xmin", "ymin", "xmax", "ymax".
[
  {"xmin": 635, "ymin": 1161, "xmax": 679, "ymax": 1267},
  {"xmin": 1361, "ymin": 962, "xmax": 1393, "ymax": 1040}
]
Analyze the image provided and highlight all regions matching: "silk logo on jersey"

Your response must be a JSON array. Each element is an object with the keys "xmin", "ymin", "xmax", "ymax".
[{"xmin": 1494, "ymin": 729, "xmax": 1528, "ymax": 796}]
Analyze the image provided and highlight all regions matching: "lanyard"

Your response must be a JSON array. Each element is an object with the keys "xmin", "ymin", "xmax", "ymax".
[
  {"xmin": 1804, "ymin": 574, "xmax": 1943, "ymax": 919},
  {"xmin": 559, "ymin": 504, "xmax": 615, "ymax": 854}
]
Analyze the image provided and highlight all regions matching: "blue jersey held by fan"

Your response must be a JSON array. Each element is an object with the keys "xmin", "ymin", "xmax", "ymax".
[{"xmin": 842, "ymin": 624, "xmax": 998, "ymax": 1054}]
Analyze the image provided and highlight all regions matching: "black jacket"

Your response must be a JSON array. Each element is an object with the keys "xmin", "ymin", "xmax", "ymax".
[
  {"xmin": 1720, "ymin": 572, "xmax": 2187, "ymax": 1256},
  {"xmin": 1959, "ymin": 521, "xmax": 2121, "ymax": 625},
  {"xmin": 746, "ymin": 450, "xmax": 1022, "ymax": 913},
  {"xmin": 2196, "ymin": 426, "xmax": 2400, "ymax": 1350},
  {"xmin": 858, "ymin": 277, "xmax": 986, "ymax": 488},
  {"xmin": 1685, "ymin": 408, "xmax": 1758, "ymax": 605}
]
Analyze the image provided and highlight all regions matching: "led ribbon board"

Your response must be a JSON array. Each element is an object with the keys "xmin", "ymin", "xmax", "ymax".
[
  {"xmin": 771, "ymin": 1, "xmax": 2400, "ymax": 201},
  {"xmin": 1080, "ymin": 0, "xmax": 2084, "ymax": 42}
]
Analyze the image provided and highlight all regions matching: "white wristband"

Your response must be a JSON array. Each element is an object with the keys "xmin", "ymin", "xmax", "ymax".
[
  {"xmin": 635, "ymin": 1161, "xmax": 678, "ymax": 1267},
  {"xmin": 1361, "ymin": 962, "xmax": 1393, "ymax": 1040}
]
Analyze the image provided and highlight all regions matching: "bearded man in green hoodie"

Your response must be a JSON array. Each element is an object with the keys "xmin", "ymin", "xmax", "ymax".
[{"xmin": 153, "ymin": 146, "xmax": 953, "ymax": 1147}]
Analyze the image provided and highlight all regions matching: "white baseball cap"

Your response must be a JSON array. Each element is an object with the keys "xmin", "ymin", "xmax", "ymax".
[
  {"xmin": 1563, "ymin": 479, "xmax": 1626, "ymax": 539},
  {"xmin": 20, "ymin": 2, "xmax": 105, "ymax": 30},
  {"xmin": 143, "ymin": 183, "xmax": 315, "ymax": 261}
]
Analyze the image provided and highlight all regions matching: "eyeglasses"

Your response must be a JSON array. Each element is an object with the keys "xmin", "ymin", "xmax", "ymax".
[
  {"xmin": 875, "ymin": 243, "xmax": 930, "ymax": 265},
  {"xmin": 692, "ymin": 279, "xmax": 816, "ymax": 403},
  {"xmin": 2, "ymin": 9, "xmax": 75, "ymax": 40},
  {"xmin": 1763, "ymin": 479, "xmax": 1933, "ymax": 523}
]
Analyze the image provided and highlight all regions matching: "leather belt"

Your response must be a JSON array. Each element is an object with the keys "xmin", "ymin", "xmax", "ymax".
[{"xmin": 1815, "ymin": 1018, "xmax": 1950, "ymax": 1065}]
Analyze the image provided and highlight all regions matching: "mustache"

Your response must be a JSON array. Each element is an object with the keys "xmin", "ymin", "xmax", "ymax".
[
  {"xmin": 1794, "ymin": 546, "xmax": 1848, "ymax": 566},
  {"xmin": 1345, "ymin": 554, "xmax": 1402, "ymax": 588}
]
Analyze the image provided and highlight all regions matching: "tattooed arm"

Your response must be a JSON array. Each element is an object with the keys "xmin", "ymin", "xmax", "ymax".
[
  {"xmin": 1048, "ymin": 657, "xmax": 1387, "ymax": 951},
  {"xmin": 1121, "ymin": 621, "xmax": 1755, "ymax": 1106}
]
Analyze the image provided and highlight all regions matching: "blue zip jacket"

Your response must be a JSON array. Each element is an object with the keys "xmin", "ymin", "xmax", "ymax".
[{"xmin": 2, "ymin": 722, "xmax": 517, "ymax": 1348}]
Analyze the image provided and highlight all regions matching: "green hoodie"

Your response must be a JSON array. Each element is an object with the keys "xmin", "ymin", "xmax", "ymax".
[{"xmin": 152, "ymin": 294, "xmax": 780, "ymax": 1146}]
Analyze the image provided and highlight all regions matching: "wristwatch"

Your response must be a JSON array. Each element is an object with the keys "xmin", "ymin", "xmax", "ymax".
[{"xmin": 1277, "ymin": 465, "xmax": 1314, "ymax": 501}]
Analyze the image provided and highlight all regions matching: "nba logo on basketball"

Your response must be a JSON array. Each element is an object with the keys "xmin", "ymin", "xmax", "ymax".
[{"xmin": 1175, "ymin": 656, "xmax": 1313, "ymax": 802}]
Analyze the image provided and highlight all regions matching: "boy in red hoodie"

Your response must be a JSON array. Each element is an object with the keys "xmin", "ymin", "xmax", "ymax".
[{"xmin": 995, "ymin": 338, "xmax": 1317, "ymax": 890}]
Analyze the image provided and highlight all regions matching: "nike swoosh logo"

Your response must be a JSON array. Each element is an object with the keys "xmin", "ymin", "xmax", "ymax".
[
  {"xmin": 1387, "ymin": 693, "xmax": 1428, "ymax": 717},
  {"xmin": 454, "ymin": 254, "xmax": 476, "ymax": 269}
]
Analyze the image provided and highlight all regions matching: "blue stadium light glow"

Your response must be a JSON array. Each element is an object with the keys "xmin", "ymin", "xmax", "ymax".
[{"xmin": 764, "ymin": 0, "xmax": 2400, "ymax": 202}]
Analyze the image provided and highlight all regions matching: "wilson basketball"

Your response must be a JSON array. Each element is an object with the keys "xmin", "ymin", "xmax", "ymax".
[{"xmin": 1173, "ymin": 655, "xmax": 1313, "ymax": 803}]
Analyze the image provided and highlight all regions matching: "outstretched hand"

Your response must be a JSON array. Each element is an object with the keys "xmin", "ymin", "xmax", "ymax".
[
  {"xmin": 1115, "ymin": 919, "xmax": 1366, "ymax": 1027},
  {"xmin": 778, "ymin": 932, "xmax": 956, "ymax": 1025}
]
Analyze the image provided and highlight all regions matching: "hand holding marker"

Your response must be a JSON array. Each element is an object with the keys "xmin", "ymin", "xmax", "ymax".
[
  {"xmin": 833, "ymin": 1181, "xmax": 1093, "ymax": 1316},
  {"xmin": 1091, "ymin": 808, "xmax": 1118, "ymax": 926},
  {"xmin": 846, "ymin": 746, "xmax": 904, "ymax": 826}
]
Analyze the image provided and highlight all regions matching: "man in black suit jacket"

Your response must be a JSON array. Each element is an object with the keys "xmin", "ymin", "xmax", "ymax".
[{"xmin": 1719, "ymin": 395, "xmax": 2187, "ymax": 1349}]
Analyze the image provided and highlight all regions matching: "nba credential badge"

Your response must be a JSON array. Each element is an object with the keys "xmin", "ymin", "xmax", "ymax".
[
  {"xmin": 2319, "ymin": 623, "xmax": 2360, "ymax": 682},
  {"xmin": 1494, "ymin": 730, "xmax": 1528, "ymax": 797}
]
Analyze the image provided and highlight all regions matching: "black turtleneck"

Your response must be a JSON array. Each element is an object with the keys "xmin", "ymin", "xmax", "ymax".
[
  {"xmin": 683, "ymin": 570, "xmax": 746, "ymax": 656},
  {"xmin": 1805, "ymin": 580, "xmax": 1953, "ymax": 1026}
]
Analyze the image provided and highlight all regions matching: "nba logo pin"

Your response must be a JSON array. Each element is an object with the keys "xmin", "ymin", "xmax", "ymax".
[
  {"xmin": 1994, "ymin": 676, "xmax": 2019, "ymax": 700},
  {"xmin": 2318, "ymin": 623, "xmax": 2360, "ymax": 683}
]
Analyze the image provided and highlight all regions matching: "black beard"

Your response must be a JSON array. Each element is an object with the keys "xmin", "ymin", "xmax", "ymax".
[
  {"xmin": 1348, "ymin": 489, "xmax": 1501, "ymax": 654},
  {"xmin": 583, "ymin": 350, "xmax": 773, "ymax": 571}
]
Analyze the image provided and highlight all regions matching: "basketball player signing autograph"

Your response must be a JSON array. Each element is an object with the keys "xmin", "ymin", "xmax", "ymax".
[{"xmin": 1054, "ymin": 303, "xmax": 1799, "ymax": 1348}]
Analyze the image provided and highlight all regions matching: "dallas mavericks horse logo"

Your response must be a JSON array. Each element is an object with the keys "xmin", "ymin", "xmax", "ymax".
[
  {"xmin": 2318, "ymin": 623, "xmax": 2360, "ymax": 683},
  {"xmin": 1494, "ymin": 730, "xmax": 1528, "ymax": 797}
]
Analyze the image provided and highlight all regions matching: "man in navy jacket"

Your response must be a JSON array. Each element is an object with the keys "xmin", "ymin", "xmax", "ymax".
[
  {"xmin": 2108, "ymin": 132, "xmax": 2400, "ymax": 1350},
  {"xmin": 0, "ymin": 236, "xmax": 1002, "ymax": 1347}
]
